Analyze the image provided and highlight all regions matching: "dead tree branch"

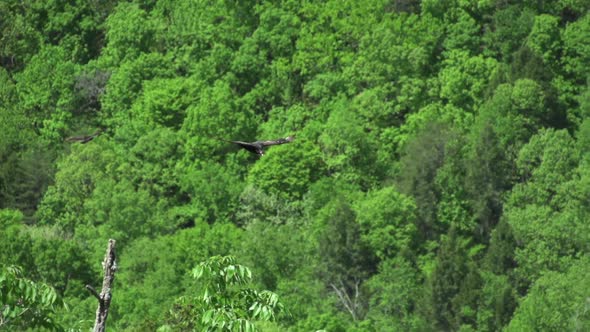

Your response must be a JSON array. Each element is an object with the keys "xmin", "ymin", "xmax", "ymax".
[
  {"xmin": 86, "ymin": 239, "xmax": 117, "ymax": 332},
  {"xmin": 85, "ymin": 285, "xmax": 100, "ymax": 300},
  {"xmin": 330, "ymin": 278, "xmax": 362, "ymax": 321}
]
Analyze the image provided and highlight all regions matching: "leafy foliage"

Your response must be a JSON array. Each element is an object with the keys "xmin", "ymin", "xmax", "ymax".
[
  {"xmin": 1, "ymin": 1, "xmax": 589, "ymax": 331},
  {"xmin": 165, "ymin": 256, "xmax": 283, "ymax": 332},
  {"xmin": 0, "ymin": 265, "xmax": 61, "ymax": 331}
]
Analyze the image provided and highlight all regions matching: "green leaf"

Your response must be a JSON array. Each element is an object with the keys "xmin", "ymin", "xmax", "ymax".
[{"xmin": 202, "ymin": 309, "xmax": 214, "ymax": 324}]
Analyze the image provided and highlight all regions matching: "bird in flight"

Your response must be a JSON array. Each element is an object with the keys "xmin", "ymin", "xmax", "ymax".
[
  {"xmin": 215, "ymin": 136, "xmax": 295, "ymax": 156},
  {"xmin": 65, "ymin": 129, "xmax": 103, "ymax": 144}
]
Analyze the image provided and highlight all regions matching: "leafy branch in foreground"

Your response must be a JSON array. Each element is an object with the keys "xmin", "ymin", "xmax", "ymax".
[
  {"xmin": 0, "ymin": 265, "xmax": 62, "ymax": 331},
  {"xmin": 163, "ymin": 255, "xmax": 284, "ymax": 332}
]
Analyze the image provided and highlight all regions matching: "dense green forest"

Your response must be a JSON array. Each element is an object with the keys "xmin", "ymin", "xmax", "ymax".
[{"xmin": 1, "ymin": 0, "xmax": 590, "ymax": 330}]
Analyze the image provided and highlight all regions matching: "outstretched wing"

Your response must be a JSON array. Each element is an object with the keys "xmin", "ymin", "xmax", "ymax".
[
  {"xmin": 209, "ymin": 135, "xmax": 293, "ymax": 156},
  {"xmin": 257, "ymin": 136, "xmax": 295, "ymax": 146},
  {"xmin": 66, "ymin": 135, "xmax": 94, "ymax": 143},
  {"xmin": 230, "ymin": 140, "xmax": 264, "ymax": 155},
  {"xmin": 65, "ymin": 129, "xmax": 103, "ymax": 144}
]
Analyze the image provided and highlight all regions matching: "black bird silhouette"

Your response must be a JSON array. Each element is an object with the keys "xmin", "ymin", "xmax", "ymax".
[
  {"xmin": 215, "ymin": 136, "xmax": 295, "ymax": 156},
  {"xmin": 65, "ymin": 129, "xmax": 103, "ymax": 144}
]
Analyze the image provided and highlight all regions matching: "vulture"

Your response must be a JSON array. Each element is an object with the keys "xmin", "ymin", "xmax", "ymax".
[
  {"xmin": 65, "ymin": 129, "xmax": 103, "ymax": 144},
  {"xmin": 216, "ymin": 136, "xmax": 295, "ymax": 156}
]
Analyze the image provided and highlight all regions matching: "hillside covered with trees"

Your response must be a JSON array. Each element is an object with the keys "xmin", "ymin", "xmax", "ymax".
[{"xmin": 1, "ymin": 0, "xmax": 590, "ymax": 330}]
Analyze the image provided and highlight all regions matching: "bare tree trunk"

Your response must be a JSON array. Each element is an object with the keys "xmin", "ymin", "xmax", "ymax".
[
  {"xmin": 330, "ymin": 278, "xmax": 362, "ymax": 321},
  {"xmin": 86, "ymin": 239, "xmax": 117, "ymax": 332}
]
